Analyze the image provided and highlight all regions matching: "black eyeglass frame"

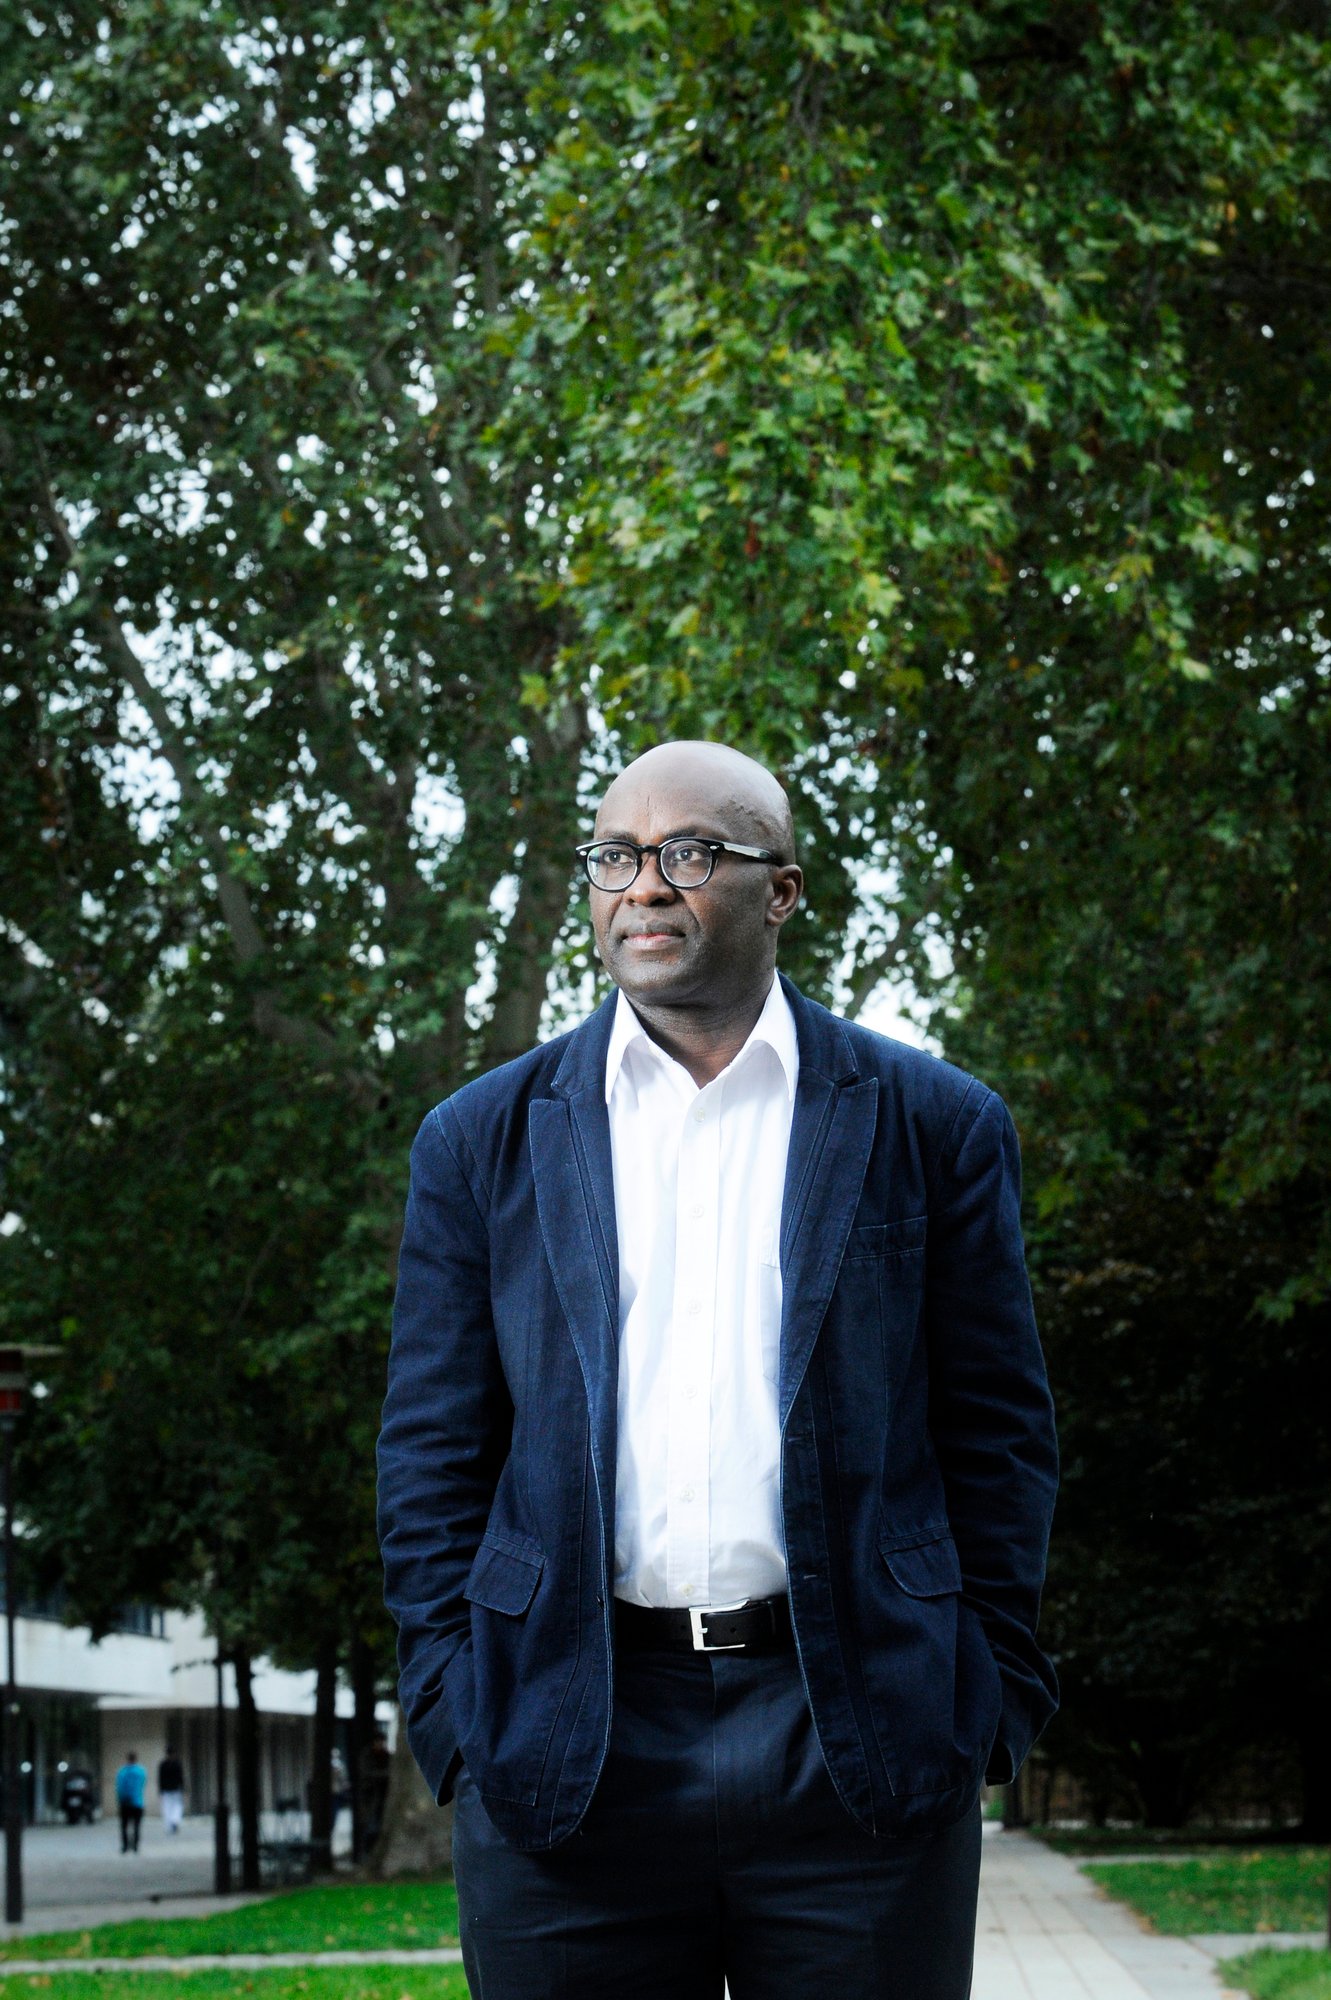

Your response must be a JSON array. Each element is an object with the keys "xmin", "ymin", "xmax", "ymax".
[{"xmin": 574, "ymin": 836, "xmax": 780, "ymax": 891}]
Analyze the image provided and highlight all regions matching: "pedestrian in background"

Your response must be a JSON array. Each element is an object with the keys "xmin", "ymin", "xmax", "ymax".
[
  {"xmin": 115, "ymin": 1751, "xmax": 146, "ymax": 1853},
  {"xmin": 158, "ymin": 1745, "xmax": 185, "ymax": 1834}
]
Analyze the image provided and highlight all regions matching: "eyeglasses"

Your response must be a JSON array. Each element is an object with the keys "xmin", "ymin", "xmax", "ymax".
[{"xmin": 574, "ymin": 836, "xmax": 779, "ymax": 892}]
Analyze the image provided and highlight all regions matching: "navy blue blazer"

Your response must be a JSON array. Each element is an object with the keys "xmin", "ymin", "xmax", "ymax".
[{"xmin": 377, "ymin": 976, "xmax": 1058, "ymax": 1849}]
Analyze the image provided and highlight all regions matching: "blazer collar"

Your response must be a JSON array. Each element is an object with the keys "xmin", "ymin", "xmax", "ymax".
[
  {"xmin": 550, "ymin": 987, "xmax": 620, "ymax": 1100},
  {"xmin": 778, "ymin": 971, "xmax": 861, "ymax": 1087}
]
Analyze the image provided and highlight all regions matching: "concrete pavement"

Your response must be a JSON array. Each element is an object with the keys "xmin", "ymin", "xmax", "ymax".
[
  {"xmin": 975, "ymin": 1826, "xmax": 1249, "ymax": 2000},
  {"xmin": 1, "ymin": 1814, "xmax": 278, "ymax": 1933}
]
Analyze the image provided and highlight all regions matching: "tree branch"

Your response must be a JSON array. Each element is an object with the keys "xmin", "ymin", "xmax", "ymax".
[
  {"xmin": 481, "ymin": 689, "xmax": 588, "ymax": 1070},
  {"xmin": 250, "ymin": 102, "xmax": 472, "ymax": 570},
  {"xmin": 28, "ymin": 457, "xmax": 378, "ymax": 1100},
  {"xmin": 842, "ymin": 944, "xmax": 898, "ymax": 1022}
]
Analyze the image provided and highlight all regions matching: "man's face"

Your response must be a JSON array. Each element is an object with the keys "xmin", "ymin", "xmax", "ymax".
[{"xmin": 589, "ymin": 760, "xmax": 799, "ymax": 1012}]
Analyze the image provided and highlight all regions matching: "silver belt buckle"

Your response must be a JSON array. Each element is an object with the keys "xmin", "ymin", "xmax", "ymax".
[{"xmin": 688, "ymin": 1598, "xmax": 750, "ymax": 1652}]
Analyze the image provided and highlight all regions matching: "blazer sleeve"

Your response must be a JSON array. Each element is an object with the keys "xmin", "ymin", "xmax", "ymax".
[
  {"xmin": 376, "ymin": 1102, "xmax": 511, "ymax": 1802},
  {"xmin": 926, "ymin": 1085, "xmax": 1059, "ymax": 1784}
]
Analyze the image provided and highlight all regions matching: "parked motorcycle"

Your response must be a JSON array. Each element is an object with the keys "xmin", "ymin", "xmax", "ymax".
[{"xmin": 60, "ymin": 1769, "xmax": 96, "ymax": 1824}]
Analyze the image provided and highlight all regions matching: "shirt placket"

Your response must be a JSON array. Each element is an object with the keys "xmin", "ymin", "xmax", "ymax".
[{"xmin": 665, "ymin": 1076, "xmax": 721, "ymax": 1604}]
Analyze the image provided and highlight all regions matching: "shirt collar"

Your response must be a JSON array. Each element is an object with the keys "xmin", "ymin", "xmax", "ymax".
[{"xmin": 604, "ymin": 976, "xmax": 799, "ymax": 1105}]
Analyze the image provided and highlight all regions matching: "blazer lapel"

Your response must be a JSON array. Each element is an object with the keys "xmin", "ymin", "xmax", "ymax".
[
  {"xmin": 530, "ymin": 994, "xmax": 621, "ymax": 1495},
  {"xmin": 777, "ymin": 978, "xmax": 879, "ymax": 1424}
]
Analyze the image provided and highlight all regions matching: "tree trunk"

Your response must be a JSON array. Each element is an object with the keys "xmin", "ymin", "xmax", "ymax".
[
  {"xmin": 233, "ymin": 1647, "xmax": 262, "ymax": 1891},
  {"xmin": 1001, "ymin": 1765, "xmax": 1029, "ymax": 1829},
  {"xmin": 349, "ymin": 1634, "xmax": 378, "ymax": 1864},
  {"xmin": 308, "ymin": 1637, "xmax": 338, "ymax": 1871},
  {"xmin": 370, "ymin": 1704, "xmax": 454, "ymax": 1878},
  {"xmin": 1298, "ymin": 1715, "xmax": 1331, "ymax": 1840},
  {"xmin": 1134, "ymin": 1743, "xmax": 1196, "ymax": 1831},
  {"xmin": 481, "ymin": 701, "xmax": 587, "ymax": 1071}
]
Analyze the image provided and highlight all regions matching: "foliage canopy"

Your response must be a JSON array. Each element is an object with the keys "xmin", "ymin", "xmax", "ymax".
[{"xmin": 1, "ymin": 0, "xmax": 1328, "ymax": 1814}]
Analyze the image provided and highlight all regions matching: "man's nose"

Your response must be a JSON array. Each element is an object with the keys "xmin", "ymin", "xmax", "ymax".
[{"xmin": 624, "ymin": 852, "xmax": 677, "ymax": 901}]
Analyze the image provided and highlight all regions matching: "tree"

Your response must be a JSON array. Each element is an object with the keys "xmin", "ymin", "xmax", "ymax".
[
  {"xmin": 4, "ymin": 0, "xmax": 1329, "ymax": 1833},
  {"xmin": 499, "ymin": 0, "xmax": 1331, "ymax": 1815},
  {"xmin": 513, "ymin": 5, "xmax": 1329, "ymax": 1248},
  {"xmin": 0, "ymin": 2, "xmax": 857, "ymax": 1697},
  {"xmin": 0, "ymin": 0, "xmax": 590, "ymax": 1862}
]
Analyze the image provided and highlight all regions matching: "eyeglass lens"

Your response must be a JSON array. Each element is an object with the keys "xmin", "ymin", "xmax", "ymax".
[{"xmin": 586, "ymin": 839, "xmax": 714, "ymax": 890}]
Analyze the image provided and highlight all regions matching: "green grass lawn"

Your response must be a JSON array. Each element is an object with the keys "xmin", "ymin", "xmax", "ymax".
[
  {"xmin": 0, "ymin": 1879, "xmax": 460, "ymax": 1961},
  {"xmin": 1081, "ymin": 1847, "xmax": 1328, "ymax": 1934},
  {"xmin": 1225, "ymin": 1948, "xmax": 1331, "ymax": 2000},
  {"xmin": 0, "ymin": 1971, "xmax": 469, "ymax": 2000}
]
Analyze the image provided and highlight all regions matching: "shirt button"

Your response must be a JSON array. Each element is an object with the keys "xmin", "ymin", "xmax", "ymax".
[
  {"xmin": 687, "ymin": 1298, "xmax": 702, "ymax": 1315},
  {"xmin": 679, "ymin": 1485, "xmax": 695, "ymax": 1502},
  {"xmin": 693, "ymin": 1108, "xmax": 706, "ymax": 1124},
  {"xmin": 689, "ymin": 1202, "xmax": 704, "ymax": 1219},
  {"xmin": 682, "ymin": 1584, "xmax": 694, "ymax": 1598},
  {"xmin": 683, "ymin": 1384, "xmax": 698, "ymax": 1400}
]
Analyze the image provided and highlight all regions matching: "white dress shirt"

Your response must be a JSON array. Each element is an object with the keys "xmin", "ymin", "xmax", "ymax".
[{"xmin": 605, "ymin": 976, "xmax": 799, "ymax": 1609}]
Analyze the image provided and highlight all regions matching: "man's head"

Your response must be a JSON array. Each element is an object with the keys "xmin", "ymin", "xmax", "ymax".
[{"xmin": 585, "ymin": 741, "xmax": 802, "ymax": 1018}]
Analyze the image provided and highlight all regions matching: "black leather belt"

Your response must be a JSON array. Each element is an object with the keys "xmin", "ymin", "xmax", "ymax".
[{"xmin": 614, "ymin": 1594, "xmax": 794, "ymax": 1656}]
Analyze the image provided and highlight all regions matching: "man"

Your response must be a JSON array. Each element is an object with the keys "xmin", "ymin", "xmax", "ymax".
[
  {"xmin": 114, "ymin": 1750, "xmax": 146, "ymax": 1854},
  {"xmin": 158, "ymin": 1745, "xmax": 185, "ymax": 1835},
  {"xmin": 378, "ymin": 741, "xmax": 1058, "ymax": 1998}
]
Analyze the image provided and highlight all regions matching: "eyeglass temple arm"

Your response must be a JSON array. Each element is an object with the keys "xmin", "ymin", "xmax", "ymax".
[{"xmin": 573, "ymin": 839, "xmax": 776, "ymax": 861}]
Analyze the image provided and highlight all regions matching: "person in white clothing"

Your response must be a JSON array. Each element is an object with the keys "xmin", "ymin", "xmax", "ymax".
[{"xmin": 157, "ymin": 1746, "xmax": 185, "ymax": 1833}]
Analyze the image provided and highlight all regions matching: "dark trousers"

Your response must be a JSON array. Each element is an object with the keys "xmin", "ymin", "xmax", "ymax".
[
  {"xmin": 119, "ymin": 1801, "xmax": 143, "ymax": 1851},
  {"xmin": 453, "ymin": 1644, "xmax": 982, "ymax": 1999}
]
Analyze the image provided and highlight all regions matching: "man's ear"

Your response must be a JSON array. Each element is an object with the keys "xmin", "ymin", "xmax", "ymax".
[{"xmin": 767, "ymin": 866, "xmax": 804, "ymax": 926}]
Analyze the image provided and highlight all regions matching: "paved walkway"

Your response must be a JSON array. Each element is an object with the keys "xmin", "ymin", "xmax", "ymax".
[
  {"xmin": 1, "ymin": 1811, "xmax": 349, "ymax": 1933},
  {"xmin": 976, "ymin": 1828, "xmax": 1259, "ymax": 2000}
]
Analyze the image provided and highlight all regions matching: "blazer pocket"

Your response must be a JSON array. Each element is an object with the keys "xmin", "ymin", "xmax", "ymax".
[
  {"xmin": 879, "ymin": 1529, "xmax": 963, "ymax": 1598},
  {"xmin": 464, "ymin": 1531, "xmax": 545, "ymax": 1617},
  {"xmin": 844, "ymin": 1215, "xmax": 927, "ymax": 1262}
]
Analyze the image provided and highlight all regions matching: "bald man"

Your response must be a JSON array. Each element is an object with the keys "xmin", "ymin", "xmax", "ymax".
[{"xmin": 378, "ymin": 741, "xmax": 1058, "ymax": 1999}]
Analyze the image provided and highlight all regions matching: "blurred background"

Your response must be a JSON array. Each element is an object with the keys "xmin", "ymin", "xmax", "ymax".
[{"xmin": 1, "ymin": 0, "xmax": 1328, "ymax": 1884}]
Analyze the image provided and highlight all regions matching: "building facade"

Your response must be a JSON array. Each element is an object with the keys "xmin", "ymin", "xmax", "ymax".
[{"xmin": 14, "ymin": 1604, "xmax": 381, "ymax": 1824}]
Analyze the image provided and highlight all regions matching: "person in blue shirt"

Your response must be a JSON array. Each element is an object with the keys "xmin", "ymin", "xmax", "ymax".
[{"xmin": 114, "ymin": 1751, "xmax": 147, "ymax": 1853}]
